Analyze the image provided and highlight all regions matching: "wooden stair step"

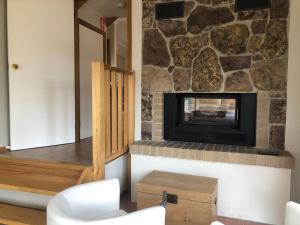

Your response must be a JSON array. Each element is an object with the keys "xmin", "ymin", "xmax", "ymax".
[
  {"xmin": 0, "ymin": 157, "xmax": 90, "ymax": 195},
  {"xmin": 0, "ymin": 155, "xmax": 86, "ymax": 173},
  {"xmin": 0, "ymin": 203, "xmax": 46, "ymax": 225},
  {"xmin": 0, "ymin": 162, "xmax": 83, "ymax": 178},
  {"xmin": 0, "ymin": 173, "xmax": 76, "ymax": 195}
]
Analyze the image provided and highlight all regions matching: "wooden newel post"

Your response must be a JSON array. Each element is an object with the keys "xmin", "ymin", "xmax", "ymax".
[{"xmin": 92, "ymin": 61, "xmax": 106, "ymax": 179}]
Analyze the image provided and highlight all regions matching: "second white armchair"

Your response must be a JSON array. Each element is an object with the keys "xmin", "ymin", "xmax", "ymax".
[
  {"xmin": 285, "ymin": 201, "xmax": 300, "ymax": 225},
  {"xmin": 210, "ymin": 201, "xmax": 300, "ymax": 225}
]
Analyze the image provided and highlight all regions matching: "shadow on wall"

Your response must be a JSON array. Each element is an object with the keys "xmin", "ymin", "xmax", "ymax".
[
  {"xmin": 47, "ymin": 79, "xmax": 75, "ymax": 144},
  {"xmin": 0, "ymin": 0, "xmax": 9, "ymax": 147}
]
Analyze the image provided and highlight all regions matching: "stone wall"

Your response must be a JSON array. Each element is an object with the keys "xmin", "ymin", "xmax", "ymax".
[{"xmin": 141, "ymin": 0, "xmax": 289, "ymax": 150}]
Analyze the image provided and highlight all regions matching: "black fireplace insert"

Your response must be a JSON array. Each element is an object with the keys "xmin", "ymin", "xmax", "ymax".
[{"xmin": 164, "ymin": 93, "xmax": 257, "ymax": 146}]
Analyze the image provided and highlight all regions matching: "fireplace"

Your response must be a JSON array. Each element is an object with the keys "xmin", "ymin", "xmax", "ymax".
[{"xmin": 164, "ymin": 93, "xmax": 257, "ymax": 146}]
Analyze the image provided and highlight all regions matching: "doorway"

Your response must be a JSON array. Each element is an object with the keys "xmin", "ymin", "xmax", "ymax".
[
  {"xmin": 79, "ymin": 22, "xmax": 104, "ymax": 139},
  {"xmin": 75, "ymin": 0, "xmax": 132, "ymax": 141}
]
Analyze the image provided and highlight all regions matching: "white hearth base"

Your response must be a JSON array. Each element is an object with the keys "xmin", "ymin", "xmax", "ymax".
[{"xmin": 131, "ymin": 154, "xmax": 291, "ymax": 225}]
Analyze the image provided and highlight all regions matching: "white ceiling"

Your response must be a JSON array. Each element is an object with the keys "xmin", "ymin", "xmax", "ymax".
[{"xmin": 84, "ymin": 0, "xmax": 127, "ymax": 18}]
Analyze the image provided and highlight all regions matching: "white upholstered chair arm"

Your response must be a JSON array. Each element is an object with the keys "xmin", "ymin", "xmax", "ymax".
[
  {"xmin": 211, "ymin": 221, "xmax": 225, "ymax": 225},
  {"xmin": 47, "ymin": 179, "xmax": 121, "ymax": 225},
  {"xmin": 285, "ymin": 201, "xmax": 300, "ymax": 225}
]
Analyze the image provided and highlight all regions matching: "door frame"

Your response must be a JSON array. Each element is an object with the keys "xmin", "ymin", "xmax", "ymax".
[{"xmin": 74, "ymin": 0, "xmax": 132, "ymax": 142}]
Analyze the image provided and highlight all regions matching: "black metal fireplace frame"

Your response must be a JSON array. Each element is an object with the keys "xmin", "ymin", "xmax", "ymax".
[{"xmin": 164, "ymin": 93, "xmax": 257, "ymax": 146}]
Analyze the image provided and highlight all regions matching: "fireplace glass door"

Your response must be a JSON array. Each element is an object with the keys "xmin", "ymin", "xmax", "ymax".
[
  {"xmin": 183, "ymin": 97, "xmax": 238, "ymax": 127},
  {"xmin": 164, "ymin": 93, "xmax": 257, "ymax": 146}
]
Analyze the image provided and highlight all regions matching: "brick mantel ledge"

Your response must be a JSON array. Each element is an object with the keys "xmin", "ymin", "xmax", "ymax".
[{"xmin": 130, "ymin": 141, "xmax": 295, "ymax": 169}]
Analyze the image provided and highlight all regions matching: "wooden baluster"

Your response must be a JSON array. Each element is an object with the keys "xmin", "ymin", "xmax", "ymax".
[
  {"xmin": 105, "ymin": 69, "xmax": 112, "ymax": 158},
  {"xmin": 117, "ymin": 73, "xmax": 124, "ymax": 152},
  {"xmin": 123, "ymin": 74, "xmax": 129, "ymax": 150},
  {"xmin": 111, "ymin": 71, "xmax": 118, "ymax": 154}
]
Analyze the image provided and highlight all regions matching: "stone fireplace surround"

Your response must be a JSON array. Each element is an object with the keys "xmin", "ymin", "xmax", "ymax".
[
  {"xmin": 141, "ymin": 0, "xmax": 289, "ymax": 150},
  {"xmin": 136, "ymin": 2, "xmax": 294, "ymax": 223}
]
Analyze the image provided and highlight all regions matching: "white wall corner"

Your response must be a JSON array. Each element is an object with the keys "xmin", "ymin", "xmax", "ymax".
[
  {"xmin": 132, "ymin": 0, "xmax": 142, "ymax": 141},
  {"xmin": 286, "ymin": 0, "xmax": 300, "ymax": 203}
]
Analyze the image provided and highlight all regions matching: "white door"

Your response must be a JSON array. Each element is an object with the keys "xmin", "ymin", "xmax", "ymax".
[
  {"xmin": 7, "ymin": 0, "xmax": 75, "ymax": 150},
  {"xmin": 79, "ymin": 25, "xmax": 103, "ymax": 139}
]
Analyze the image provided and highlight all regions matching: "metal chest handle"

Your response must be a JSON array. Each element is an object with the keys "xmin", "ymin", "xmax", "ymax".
[
  {"xmin": 161, "ymin": 191, "xmax": 168, "ymax": 208},
  {"xmin": 161, "ymin": 190, "xmax": 179, "ymax": 208}
]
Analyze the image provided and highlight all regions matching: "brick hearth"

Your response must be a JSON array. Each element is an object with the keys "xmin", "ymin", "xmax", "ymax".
[{"xmin": 130, "ymin": 140, "xmax": 294, "ymax": 169}]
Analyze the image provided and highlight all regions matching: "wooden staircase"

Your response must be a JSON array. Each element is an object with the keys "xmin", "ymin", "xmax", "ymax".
[
  {"xmin": 0, "ymin": 157, "xmax": 92, "ymax": 195},
  {"xmin": 0, "ymin": 156, "xmax": 95, "ymax": 225},
  {"xmin": 0, "ymin": 62, "xmax": 135, "ymax": 225}
]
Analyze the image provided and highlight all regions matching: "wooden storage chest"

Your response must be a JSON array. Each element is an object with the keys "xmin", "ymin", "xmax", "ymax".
[{"xmin": 137, "ymin": 171, "xmax": 218, "ymax": 225}]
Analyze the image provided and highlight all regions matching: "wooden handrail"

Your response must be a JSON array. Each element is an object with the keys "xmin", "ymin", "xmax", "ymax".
[
  {"xmin": 92, "ymin": 61, "xmax": 135, "ymax": 179},
  {"xmin": 104, "ymin": 65, "xmax": 134, "ymax": 75}
]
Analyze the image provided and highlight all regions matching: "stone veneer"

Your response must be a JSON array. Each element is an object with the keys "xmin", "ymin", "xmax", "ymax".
[{"xmin": 142, "ymin": 0, "xmax": 289, "ymax": 150}]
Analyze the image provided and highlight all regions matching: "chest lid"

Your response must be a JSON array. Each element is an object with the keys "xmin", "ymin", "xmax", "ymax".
[{"xmin": 137, "ymin": 171, "xmax": 218, "ymax": 204}]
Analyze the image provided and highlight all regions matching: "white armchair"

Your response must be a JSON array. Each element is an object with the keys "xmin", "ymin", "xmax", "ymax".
[
  {"xmin": 210, "ymin": 222, "xmax": 224, "ymax": 225},
  {"xmin": 285, "ymin": 201, "xmax": 300, "ymax": 225},
  {"xmin": 47, "ymin": 179, "xmax": 166, "ymax": 225},
  {"xmin": 210, "ymin": 201, "xmax": 300, "ymax": 225}
]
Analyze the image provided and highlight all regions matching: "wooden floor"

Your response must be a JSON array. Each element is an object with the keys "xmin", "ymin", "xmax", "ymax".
[{"xmin": 0, "ymin": 138, "xmax": 92, "ymax": 165}]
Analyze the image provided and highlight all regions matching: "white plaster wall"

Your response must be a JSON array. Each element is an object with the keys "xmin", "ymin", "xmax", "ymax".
[
  {"xmin": 107, "ymin": 24, "xmax": 116, "ymax": 67},
  {"xmin": 0, "ymin": 189, "xmax": 51, "ymax": 210},
  {"xmin": 78, "ymin": 3, "xmax": 106, "ymax": 140},
  {"xmin": 286, "ymin": 0, "xmax": 300, "ymax": 203},
  {"xmin": 131, "ymin": 154, "xmax": 291, "ymax": 225},
  {"xmin": 115, "ymin": 19, "xmax": 127, "ymax": 69},
  {"xmin": 79, "ymin": 25, "xmax": 103, "ymax": 139},
  {"xmin": 0, "ymin": 0, "xmax": 9, "ymax": 147},
  {"xmin": 132, "ymin": 0, "xmax": 142, "ymax": 141},
  {"xmin": 105, "ymin": 154, "xmax": 129, "ymax": 193}
]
